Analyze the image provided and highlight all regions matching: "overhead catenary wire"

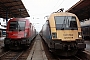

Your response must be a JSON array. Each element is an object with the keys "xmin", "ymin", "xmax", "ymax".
[
  {"xmin": 29, "ymin": 0, "xmax": 65, "ymax": 17},
  {"xmin": 51, "ymin": 0, "xmax": 65, "ymax": 12},
  {"xmin": 51, "ymin": 0, "xmax": 60, "ymax": 12}
]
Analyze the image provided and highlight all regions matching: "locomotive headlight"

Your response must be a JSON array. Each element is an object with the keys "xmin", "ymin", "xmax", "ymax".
[
  {"xmin": 78, "ymin": 32, "xmax": 82, "ymax": 38},
  {"xmin": 79, "ymin": 35, "xmax": 82, "ymax": 38},
  {"xmin": 52, "ymin": 33, "xmax": 57, "ymax": 38}
]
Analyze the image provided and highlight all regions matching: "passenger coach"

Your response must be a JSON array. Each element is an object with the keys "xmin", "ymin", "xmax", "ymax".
[{"xmin": 81, "ymin": 19, "xmax": 90, "ymax": 40}]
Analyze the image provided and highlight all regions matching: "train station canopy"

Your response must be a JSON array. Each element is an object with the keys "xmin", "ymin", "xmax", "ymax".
[
  {"xmin": 66, "ymin": 0, "xmax": 90, "ymax": 21},
  {"xmin": 0, "ymin": 0, "xmax": 30, "ymax": 19}
]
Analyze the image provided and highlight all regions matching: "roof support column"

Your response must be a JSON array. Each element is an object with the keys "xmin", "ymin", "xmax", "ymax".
[{"xmin": 6, "ymin": 8, "xmax": 8, "ymax": 24}]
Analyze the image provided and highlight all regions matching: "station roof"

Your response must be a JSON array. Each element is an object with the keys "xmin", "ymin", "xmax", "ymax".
[
  {"xmin": 0, "ymin": 0, "xmax": 30, "ymax": 19},
  {"xmin": 66, "ymin": 0, "xmax": 90, "ymax": 21}
]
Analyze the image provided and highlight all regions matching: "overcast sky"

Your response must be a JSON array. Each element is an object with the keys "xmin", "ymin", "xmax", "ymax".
[{"xmin": 22, "ymin": 0, "xmax": 80, "ymax": 32}]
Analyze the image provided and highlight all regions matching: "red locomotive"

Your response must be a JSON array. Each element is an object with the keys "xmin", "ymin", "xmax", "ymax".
[{"xmin": 4, "ymin": 18, "xmax": 36, "ymax": 49}]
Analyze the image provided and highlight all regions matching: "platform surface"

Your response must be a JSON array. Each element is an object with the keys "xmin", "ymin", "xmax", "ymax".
[{"xmin": 26, "ymin": 35, "xmax": 47, "ymax": 60}]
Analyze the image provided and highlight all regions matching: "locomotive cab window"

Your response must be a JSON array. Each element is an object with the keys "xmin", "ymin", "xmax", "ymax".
[
  {"xmin": 18, "ymin": 21, "xmax": 25, "ymax": 31},
  {"xmin": 70, "ymin": 16, "xmax": 77, "ymax": 28},
  {"xmin": 54, "ymin": 16, "xmax": 78, "ymax": 30},
  {"xmin": 9, "ymin": 21, "xmax": 25, "ymax": 31}
]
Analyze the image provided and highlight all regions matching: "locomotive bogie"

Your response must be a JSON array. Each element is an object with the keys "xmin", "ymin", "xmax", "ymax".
[
  {"xmin": 4, "ymin": 38, "xmax": 30, "ymax": 47},
  {"xmin": 43, "ymin": 38, "xmax": 85, "ymax": 50}
]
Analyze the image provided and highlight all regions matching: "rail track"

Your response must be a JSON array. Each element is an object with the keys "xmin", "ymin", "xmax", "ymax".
[
  {"xmin": 0, "ymin": 36, "xmax": 36, "ymax": 60},
  {"xmin": 17, "ymin": 40, "xmax": 35, "ymax": 60},
  {"xmin": 17, "ymin": 36, "xmax": 36, "ymax": 60},
  {"xmin": 0, "ymin": 35, "xmax": 90, "ymax": 60},
  {"xmin": 46, "ymin": 50, "xmax": 89, "ymax": 60},
  {"xmin": 56, "ymin": 55, "xmax": 82, "ymax": 60},
  {"xmin": 0, "ymin": 46, "xmax": 34, "ymax": 60},
  {"xmin": 40, "ymin": 35, "xmax": 90, "ymax": 60},
  {"xmin": 0, "ymin": 50, "xmax": 23, "ymax": 60}
]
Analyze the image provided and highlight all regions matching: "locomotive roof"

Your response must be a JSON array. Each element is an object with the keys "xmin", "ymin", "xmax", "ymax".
[
  {"xmin": 10, "ymin": 18, "xmax": 29, "ymax": 21},
  {"xmin": 66, "ymin": 0, "xmax": 90, "ymax": 21},
  {"xmin": 0, "ymin": 0, "xmax": 30, "ymax": 19},
  {"xmin": 50, "ymin": 12, "xmax": 77, "ymax": 17}
]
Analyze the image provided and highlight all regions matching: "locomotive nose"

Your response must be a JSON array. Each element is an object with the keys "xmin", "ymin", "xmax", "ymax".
[{"xmin": 8, "ymin": 31, "xmax": 25, "ymax": 39}]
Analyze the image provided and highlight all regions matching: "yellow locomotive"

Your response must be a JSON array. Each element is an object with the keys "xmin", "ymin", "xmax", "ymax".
[{"xmin": 40, "ymin": 10, "xmax": 86, "ymax": 56}]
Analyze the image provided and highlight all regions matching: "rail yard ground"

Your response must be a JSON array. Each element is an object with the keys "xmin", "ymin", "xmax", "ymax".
[{"xmin": 0, "ymin": 35, "xmax": 90, "ymax": 60}]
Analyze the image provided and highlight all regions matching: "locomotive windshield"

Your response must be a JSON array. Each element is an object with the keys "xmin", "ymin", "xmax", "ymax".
[
  {"xmin": 54, "ymin": 16, "xmax": 78, "ymax": 30},
  {"xmin": 9, "ymin": 21, "xmax": 25, "ymax": 31}
]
